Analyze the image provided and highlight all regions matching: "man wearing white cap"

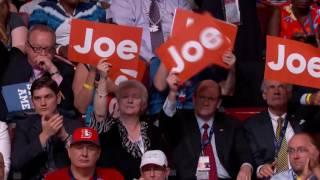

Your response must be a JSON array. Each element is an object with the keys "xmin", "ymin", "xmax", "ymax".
[{"xmin": 139, "ymin": 150, "xmax": 170, "ymax": 180}]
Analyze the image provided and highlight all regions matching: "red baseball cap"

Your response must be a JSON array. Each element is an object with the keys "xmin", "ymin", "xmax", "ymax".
[{"xmin": 71, "ymin": 127, "xmax": 100, "ymax": 146}]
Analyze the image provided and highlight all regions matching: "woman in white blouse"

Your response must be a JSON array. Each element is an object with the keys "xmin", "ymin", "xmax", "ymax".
[{"xmin": 0, "ymin": 121, "xmax": 10, "ymax": 180}]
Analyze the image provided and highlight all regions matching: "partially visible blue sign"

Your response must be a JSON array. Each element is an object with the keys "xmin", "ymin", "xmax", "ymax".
[{"xmin": 2, "ymin": 82, "xmax": 33, "ymax": 112}]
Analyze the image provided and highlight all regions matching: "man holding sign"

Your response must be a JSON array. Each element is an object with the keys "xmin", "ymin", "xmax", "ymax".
[
  {"xmin": 153, "ymin": 10, "xmax": 237, "ymax": 119},
  {"xmin": 160, "ymin": 78, "xmax": 253, "ymax": 180}
]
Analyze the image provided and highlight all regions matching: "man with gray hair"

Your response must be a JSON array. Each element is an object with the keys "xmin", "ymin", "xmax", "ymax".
[{"xmin": 244, "ymin": 80, "xmax": 305, "ymax": 179}]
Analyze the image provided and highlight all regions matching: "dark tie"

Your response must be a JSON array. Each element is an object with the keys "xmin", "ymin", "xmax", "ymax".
[
  {"xmin": 149, "ymin": 0, "xmax": 164, "ymax": 53},
  {"xmin": 202, "ymin": 123, "xmax": 218, "ymax": 180}
]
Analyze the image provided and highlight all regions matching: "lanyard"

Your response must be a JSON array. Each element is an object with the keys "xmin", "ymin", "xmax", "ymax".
[
  {"xmin": 273, "ymin": 119, "xmax": 289, "ymax": 159},
  {"xmin": 68, "ymin": 168, "xmax": 98, "ymax": 180},
  {"xmin": 201, "ymin": 125, "xmax": 215, "ymax": 155}
]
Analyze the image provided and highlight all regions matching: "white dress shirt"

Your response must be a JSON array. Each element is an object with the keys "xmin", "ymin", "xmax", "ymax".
[
  {"xmin": 163, "ymin": 97, "xmax": 253, "ymax": 178},
  {"xmin": 257, "ymin": 109, "xmax": 295, "ymax": 175},
  {"xmin": 0, "ymin": 122, "xmax": 11, "ymax": 180}
]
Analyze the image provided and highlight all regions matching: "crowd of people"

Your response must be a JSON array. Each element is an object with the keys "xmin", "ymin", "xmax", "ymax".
[{"xmin": 0, "ymin": 0, "xmax": 320, "ymax": 179}]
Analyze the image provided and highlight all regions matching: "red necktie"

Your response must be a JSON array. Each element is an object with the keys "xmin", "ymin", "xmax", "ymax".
[{"xmin": 202, "ymin": 123, "xmax": 218, "ymax": 180}]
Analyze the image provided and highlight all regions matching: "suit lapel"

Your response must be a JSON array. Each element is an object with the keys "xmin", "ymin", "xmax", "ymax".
[
  {"xmin": 185, "ymin": 114, "xmax": 201, "ymax": 161},
  {"xmin": 213, "ymin": 115, "xmax": 227, "ymax": 168},
  {"xmin": 261, "ymin": 111, "xmax": 276, "ymax": 150}
]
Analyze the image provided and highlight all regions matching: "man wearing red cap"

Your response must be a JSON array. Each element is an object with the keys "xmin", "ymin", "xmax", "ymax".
[{"xmin": 45, "ymin": 127, "xmax": 124, "ymax": 180}]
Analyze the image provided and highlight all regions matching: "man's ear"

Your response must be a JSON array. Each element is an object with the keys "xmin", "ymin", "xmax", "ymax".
[
  {"xmin": 262, "ymin": 91, "xmax": 267, "ymax": 101},
  {"xmin": 57, "ymin": 91, "xmax": 62, "ymax": 104},
  {"xmin": 165, "ymin": 167, "xmax": 170, "ymax": 177}
]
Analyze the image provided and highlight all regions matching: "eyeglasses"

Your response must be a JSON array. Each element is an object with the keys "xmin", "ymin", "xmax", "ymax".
[
  {"xmin": 27, "ymin": 41, "xmax": 55, "ymax": 54},
  {"xmin": 287, "ymin": 147, "xmax": 309, "ymax": 154}
]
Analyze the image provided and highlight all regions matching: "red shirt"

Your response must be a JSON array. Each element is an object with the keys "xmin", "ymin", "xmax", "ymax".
[
  {"xmin": 280, "ymin": 4, "xmax": 320, "ymax": 39},
  {"xmin": 45, "ymin": 167, "xmax": 124, "ymax": 180}
]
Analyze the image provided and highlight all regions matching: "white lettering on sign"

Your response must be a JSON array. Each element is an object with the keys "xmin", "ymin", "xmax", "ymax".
[
  {"xmin": 17, "ymin": 89, "xmax": 31, "ymax": 110},
  {"xmin": 73, "ymin": 28, "xmax": 138, "ymax": 60},
  {"xmin": 168, "ymin": 27, "xmax": 223, "ymax": 73},
  {"xmin": 268, "ymin": 44, "xmax": 320, "ymax": 78}
]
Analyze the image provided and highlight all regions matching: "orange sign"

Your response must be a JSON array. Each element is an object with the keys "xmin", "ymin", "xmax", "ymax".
[
  {"xmin": 157, "ymin": 10, "xmax": 237, "ymax": 83},
  {"xmin": 68, "ymin": 19, "xmax": 143, "ymax": 83},
  {"xmin": 265, "ymin": 36, "xmax": 320, "ymax": 89}
]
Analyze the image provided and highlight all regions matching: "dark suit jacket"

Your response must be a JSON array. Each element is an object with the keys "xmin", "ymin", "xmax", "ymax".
[
  {"xmin": 160, "ymin": 109, "xmax": 252, "ymax": 179},
  {"xmin": 11, "ymin": 114, "xmax": 83, "ymax": 180},
  {"xmin": 0, "ymin": 48, "xmax": 76, "ymax": 119},
  {"xmin": 98, "ymin": 121, "xmax": 167, "ymax": 180},
  {"xmin": 243, "ymin": 111, "xmax": 304, "ymax": 169}
]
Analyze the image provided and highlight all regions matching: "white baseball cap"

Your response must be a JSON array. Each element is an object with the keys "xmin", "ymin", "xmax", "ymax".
[{"xmin": 140, "ymin": 150, "xmax": 168, "ymax": 168}]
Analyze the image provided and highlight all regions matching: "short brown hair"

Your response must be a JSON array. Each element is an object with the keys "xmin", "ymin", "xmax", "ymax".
[{"xmin": 31, "ymin": 76, "xmax": 59, "ymax": 96}]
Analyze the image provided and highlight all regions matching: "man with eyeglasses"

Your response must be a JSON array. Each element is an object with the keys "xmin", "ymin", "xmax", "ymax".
[
  {"xmin": 271, "ymin": 133, "xmax": 319, "ymax": 180},
  {"xmin": 0, "ymin": 24, "xmax": 77, "ymax": 118},
  {"xmin": 244, "ymin": 80, "xmax": 305, "ymax": 179},
  {"xmin": 160, "ymin": 78, "xmax": 253, "ymax": 180}
]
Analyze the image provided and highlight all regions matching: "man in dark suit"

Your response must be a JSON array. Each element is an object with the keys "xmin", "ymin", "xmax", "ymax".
[
  {"xmin": 244, "ymin": 80, "xmax": 304, "ymax": 179},
  {"xmin": 160, "ymin": 72, "xmax": 253, "ymax": 180},
  {"xmin": 11, "ymin": 76, "xmax": 82, "ymax": 180},
  {"xmin": 0, "ymin": 24, "xmax": 76, "ymax": 120}
]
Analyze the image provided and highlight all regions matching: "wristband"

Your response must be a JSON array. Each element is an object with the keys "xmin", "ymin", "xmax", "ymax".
[
  {"xmin": 83, "ymin": 83, "xmax": 94, "ymax": 90},
  {"xmin": 306, "ymin": 93, "xmax": 312, "ymax": 105}
]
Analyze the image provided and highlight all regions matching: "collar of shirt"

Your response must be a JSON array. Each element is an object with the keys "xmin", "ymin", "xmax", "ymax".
[
  {"xmin": 32, "ymin": 68, "xmax": 45, "ymax": 80},
  {"xmin": 268, "ymin": 108, "xmax": 287, "ymax": 128},
  {"xmin": 195, "ymin": 115, "xmax": 214, "ymax": 133}
]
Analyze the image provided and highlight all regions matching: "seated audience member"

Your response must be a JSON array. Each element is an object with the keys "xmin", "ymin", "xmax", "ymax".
[
  {"xmin": 244, "ymin": 80, "xmax": 306, "ymax": 179},
  {"xmin": 45, "ymin": 127, "xmax": 124, "ymax": 180},
  {"xmin": 160, "ymin": 78, "xmax": 253, "ymax": 179},
  {"xmin": 268, "ymin": 0, "xmax": 320, "ymax": 114},
  {"xmin": 271, "ymin": 133, "xmax": 319, "ymax": 180},
  {"xmin": 0, "ymin": 24, "xmax": 76, "ymax": 118},
  {"xmin": 139, "ymin": 150, "xmax": 170, "ymax": 180},
  {"xmin": 29, "ymin": 0, "xmax": 106, "ymax": 59},
  {"xmin": 0, "ymin": 0, "xmax": 27, "ymax": 52},
  {"xmin": 11, "ymin": 76, "xmax": 82, "ymax": 180},
  {"xmin": 94, "ymin": 80, "xmax": 166, "ymax": 180},
  {"xmin": 0, "ymin": 122, "xmax": 10, "ymax": 180}
]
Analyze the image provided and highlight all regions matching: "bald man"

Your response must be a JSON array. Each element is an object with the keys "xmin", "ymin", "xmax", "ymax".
[
  {"xmin": 160, "ymin": 76, "xmax": 253, "ymax": 180},
  {"xmin": 272, "ymin": 133, "xmax": 320, "ymax": 180}
]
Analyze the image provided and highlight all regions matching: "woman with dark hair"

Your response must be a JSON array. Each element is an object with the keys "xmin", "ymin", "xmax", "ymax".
[
  {"xmin": 0, "ymin": 0, "xmax": 27, "ymax": 52},
  {"xmin": 90, "ymin": 61, "xmax": 166, "ymax": 180}
]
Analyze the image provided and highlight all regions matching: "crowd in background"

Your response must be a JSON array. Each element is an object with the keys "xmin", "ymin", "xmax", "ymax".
[{"xmin": 0, "ymin": 0, "xmax": 320, "ymax": 179}]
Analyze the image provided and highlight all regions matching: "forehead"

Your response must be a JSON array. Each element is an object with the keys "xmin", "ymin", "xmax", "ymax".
[
  {"xmin": 196, "ymin": 85, "xmax": 220, "ymax": 97},
  {"xmin": 264, "ymin": 80, "xmax": 286, "ymax": 87},
  {"xmin": 289, "ymin": 135, "xmax": 311, "ymax": 147},
  {"xmin": 119, "ymin": 87, "xmax": 141, "ymax": 95},
  {"xmin": 32, "ymin": 87, "xmax": 56, "ymax": 97},
  {"xmin": 29, "ymin": 30, "xmax": 54, "ymax": 44}
]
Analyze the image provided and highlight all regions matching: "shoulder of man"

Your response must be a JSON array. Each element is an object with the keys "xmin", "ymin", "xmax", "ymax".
[
  {"xmin": 44, "ymin": 167, "xmax": 69, "ymax": 180},
  {"xmin": 96, "ymin": 167, "xmax": 124, "ymax": 180}
]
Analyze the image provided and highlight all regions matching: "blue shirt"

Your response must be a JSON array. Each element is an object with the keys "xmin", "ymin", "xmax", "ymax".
[{"xmin": 29, "ymin": 1, "xmax": 106, "ymax": 45}]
